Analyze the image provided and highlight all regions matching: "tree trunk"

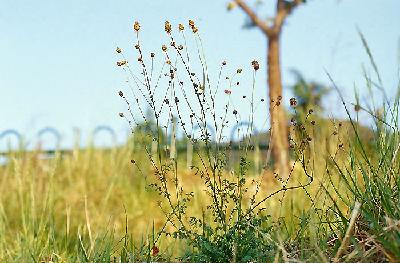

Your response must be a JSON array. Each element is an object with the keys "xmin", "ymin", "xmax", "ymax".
[{"xmin": 267, "ymin": 35, "xmax": 290, "ymax": 179}]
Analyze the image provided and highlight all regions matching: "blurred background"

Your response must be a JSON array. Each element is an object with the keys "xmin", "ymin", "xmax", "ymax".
[{"xmin": 1, "ymin": 0, "xmax": 399, "ymax": 150}]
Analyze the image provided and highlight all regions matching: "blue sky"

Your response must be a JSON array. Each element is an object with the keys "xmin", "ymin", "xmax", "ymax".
[{"xmin": 0, "ymin": 0, "xmax": 399, "ymax": 149}]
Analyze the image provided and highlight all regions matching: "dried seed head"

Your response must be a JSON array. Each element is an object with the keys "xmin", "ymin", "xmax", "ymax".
[
  {"xmin": 150, "ymin": 52, "xmax": 155, "ymax": 58},
  {"xmin": 178, "ymin": 23, "xmax": 185, "ymax": 31},
  {"xmin": 118, "ymin": 91, "xmax": 124, "ymax": 97},
  {"xmin": 311, "ymin": 120, "xmax": 315, "ymax": 125},
  {"xmin": 192, "ymin": 26, "xmax": 198, "ymax": 33},
  {"xmin": 115, "ymin": 47, "xmax": 122, "ymax": 54},
  {"xmin": 233, "ymin": 109, "xmax": 238, "ymax": 115},
  {"xmin": 135, "ymin": 44, "xmax": 140, "ymax": 49},
  {"xmin": 236, "ymin": 68, "xmax": 242, "ymax": 74},
  {"xmin": 116, "ymin": 60, "xmax": 127, "ymax": 67},
  {"xmin": 251, "ymin": 60, "xmax": 259, "ymax": 70},
  {"xmin": 290, "ymin": 97, "xmax": 297, "ymax": 107},
  {"xmin": 222, "ymin": 61, "xmax": 227, "ymax": 66},
  {"xmin": 170, "ymin": 41, "xmax": 176, "ymax": 47},
  {"xmin": 119, "ymin": 112, "xmax": 124, "ymax": 117},
  {"xmin": 178, "ymin": 44, "xmax": 183, "ymax": 50},
  {"xmin": 133, "ymin": 21, "xmax": 140, "ymax": 32},
  {"xmin": 162, "ymin": 45, "xmax": 167, "ymax": 52},
  {"xmin": 308, "ymin": 109, "xmax": 314, "ymax": 114},
  {"xmin": 165, "ymin": 21, "xmax": 172, "ymax": 34},
  {"xmin": 189, "ymin": 19, "xmax": 195, "ymax": 28},
  {"xmin": 277, "ymin": 95, "xmax": 282, "ymax": 101}
]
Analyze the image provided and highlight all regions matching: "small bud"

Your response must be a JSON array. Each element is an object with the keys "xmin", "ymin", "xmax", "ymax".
[
  {"xmin": 224, "ymin": 89, "xmax": 232, "ymax": 95},
  {"xmin": 152, "ymin": 246, "xmax": 159, "ymax": 256},
  {"xmin": 119, "ymin": 112, "xmax": 124, "ymax": 117}
]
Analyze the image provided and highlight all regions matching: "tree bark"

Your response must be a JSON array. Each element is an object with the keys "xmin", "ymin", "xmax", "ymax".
[{"xmin": 267, "ymin": 35, "xmax": 290, "ymax": 179}]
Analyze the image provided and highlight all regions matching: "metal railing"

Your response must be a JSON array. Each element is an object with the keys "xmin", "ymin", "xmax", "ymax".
[{"xmin": 0, "ymin": 123, "xmax": 270, "ymax": 173}]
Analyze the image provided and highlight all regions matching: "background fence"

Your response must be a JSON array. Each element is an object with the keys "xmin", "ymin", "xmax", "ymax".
[{"xmin": 0, "ymin": 124, "xmax": 271, "ymax": 173}]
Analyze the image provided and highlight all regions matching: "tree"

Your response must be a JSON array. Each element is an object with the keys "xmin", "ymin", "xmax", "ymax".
[
  {"xmin": 290, "ymin": 70, "xmax": 331, "ymax": 113},
  {"xmin": 230, "ymin": 0, "xmax": 303, "ymax": 178}
]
